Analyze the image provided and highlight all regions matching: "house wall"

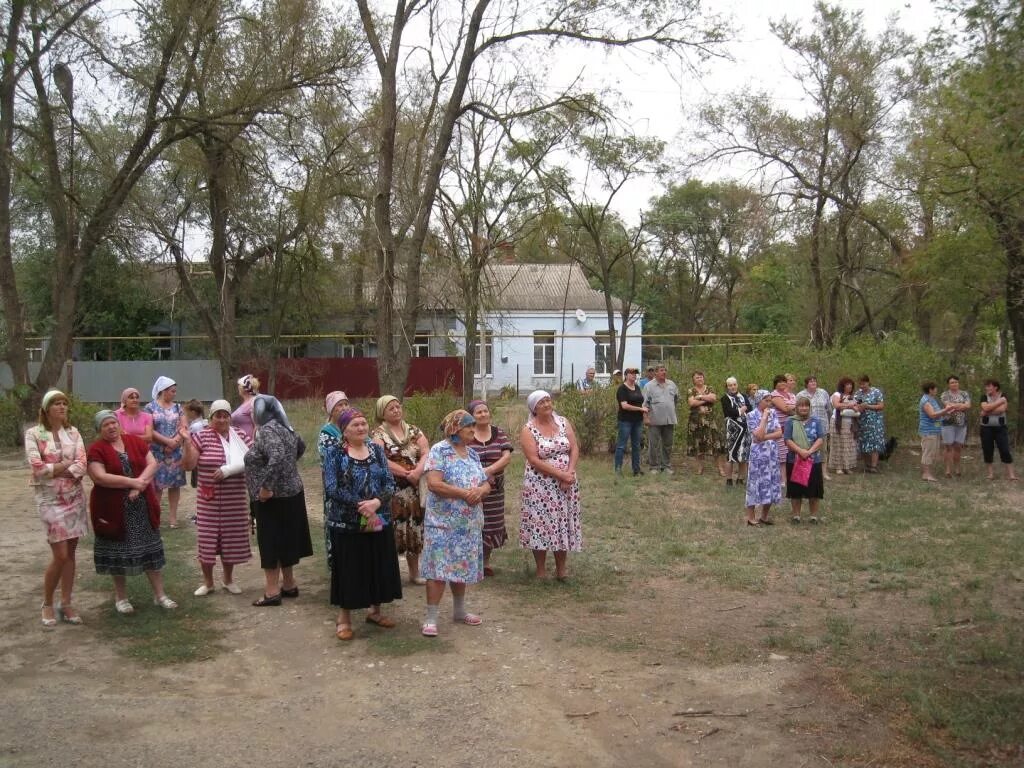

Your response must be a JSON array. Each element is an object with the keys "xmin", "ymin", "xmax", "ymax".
[{"xmin": 455, "ymin": 310, "xmax": 644, "ymax": 395}]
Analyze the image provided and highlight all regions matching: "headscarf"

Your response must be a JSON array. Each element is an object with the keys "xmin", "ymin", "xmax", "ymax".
[
  {"xmin": 336, "ymin": 407, "xmax": 363, "ymax": 435},
  {"xmin": 754, "ymin": 389, "xmax": 772, "ymax": 405},
  {"xmin": 375, "ymin": 395, "xmax": 400, "ymax": 422},
  {"xmin": 441, "ymin": 409, "xmax": 475, "ymax": 440},
  {"xmin": 325, "ymin": 390, "xmax": 348, "ymax": 416},
  {"xmin": 152, "ymin": 376, "xmax": 175, "ymax": 401},
  {"xmin": 527, "ymin": 390, "xmax": 551, "ymax": 415},
  {"xmin": 237, "ymin": 374, "xmax": 258, "ymax": 395},
  {"xmin": 120, "ymin": 387, "xmax": 140, "ymax": 407},
  {"xmin": 466, "ymin": 399, "xmax": 486, "ymax": 415},
  {"xmin": 94, "ymin": 409, "xmax": 118, "ymax": 431},
  {"xmin": 253, "ymin": 394, "xmax": 293, "ymax": 431},
  {"xmin": 210, "ymin": 399, "xmax": 232, "ymax": 416},
  {"xmin": 41, "ymin": 389, "xmax": 68, "ymax": 411}
]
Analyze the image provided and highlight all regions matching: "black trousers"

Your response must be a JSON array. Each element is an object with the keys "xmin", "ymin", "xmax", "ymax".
[{"xmin": 980, "ymin": 425, "xmax": 1013, "ymax": 464}]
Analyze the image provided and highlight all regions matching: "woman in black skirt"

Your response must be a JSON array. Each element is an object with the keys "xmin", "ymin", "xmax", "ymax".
[
  {"xmin": 322, "ymin": 408, "xmax": 402, "ymax": 641},
  {"xmin": 783, "ymin": 396, "xmax": 826, "ymax": 523},
  {"xmin": 244, "ymin": 396, "xmax": 313, "ymax": 606}
]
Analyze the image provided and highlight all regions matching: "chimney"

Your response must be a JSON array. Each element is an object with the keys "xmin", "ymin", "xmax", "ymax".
[{"xmin": 497, "ymin": 241, "xmax": 515, "ymax": 264}]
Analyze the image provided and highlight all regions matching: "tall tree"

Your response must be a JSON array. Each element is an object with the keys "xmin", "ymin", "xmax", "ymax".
[
  {"xmin": 541, "ymin": 130, "xmax": 663, "ymax": 370},
  {"xmin": 355, "ymin": 0, "xmax": 727, "ymax": 394},
  {"xmin": 919, "ymin": 0, "xmax": 1024, "ymax": 432},
  {"xmin": 0, "ymin": 0, "xmax": 222, "ymax": 408},
  {"xmin": 700, "ymin": 1, "xmax": 916, "ymax": 346},
  {"xmin": 135, "ymin": 0, "xmax": 364, "ymax": 397}
]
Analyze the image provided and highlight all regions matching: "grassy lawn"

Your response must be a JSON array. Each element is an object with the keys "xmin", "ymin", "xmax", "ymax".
[{"xmin": 77, "ymin": 398, "xmax": 1023, "ymax": 764}]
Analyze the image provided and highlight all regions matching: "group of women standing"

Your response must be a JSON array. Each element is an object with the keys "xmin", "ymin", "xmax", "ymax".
[
  {"xmin": 320, "ymin": 389, "xmax": 580, "ymax": 641},
  {"xmin": 28, "ymin": 375, "xmax": 314, "ymax": 626}
]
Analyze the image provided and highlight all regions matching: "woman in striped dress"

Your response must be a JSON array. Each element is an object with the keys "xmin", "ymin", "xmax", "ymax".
[
  {"xmin": 183, "ymin": 399, "xmax": 252, "ymax": 596},
  {"xmin": 467, "ymin": 400, "xmax": 513, "ymax": 577}
]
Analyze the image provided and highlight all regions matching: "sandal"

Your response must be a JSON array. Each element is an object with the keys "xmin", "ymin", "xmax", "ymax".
[
  {"xmin": 483, "ymin": 566, "xmax": 495, "ymax": 577},
  {"xmin": 336, "ymin": 624, "xmax": 353, "ymax": 641},
  {"xmin": 153, "ymin": 595, "xmax": 178, "ymax": 609},
  {"xmin": 114, "ymin": 599, "xmax": 134, "ymax": 615},
  {"xmin": 456, "ymin": 613, "xmax": 482, "ymax": 626},
  {"xmin": 41, "ymin": 604, "xmax": 57, "ymax": 628},
  {"xmin": 252, "ymin": 594, "xmax": 282, "ymax": 607},
  {"xmin": 410, "ymin": 577, "xmax": 427, "ymax": 586},
  {"xmin": 745, "ymin": 519, "xmax": 760, "ymax": 527},
  {"xmin": 421, "ymin": 622, "xmax": 438, "ymax": 637},
  {"xmin": 281, "ymin": 586, "xmax": 299, "ymax": 598},
  {"xmin": 365, "ymin": 613, "xmax": 396, "ymax": 628},
  {"xmin": 60, "ymin": 604, "xmax": 83, "ymax": 625}
]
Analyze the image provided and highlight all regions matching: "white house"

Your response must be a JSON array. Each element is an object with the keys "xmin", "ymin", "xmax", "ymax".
[{"xmin": 447, "ymin": 263, "xmax": 644, "ymax": 395}]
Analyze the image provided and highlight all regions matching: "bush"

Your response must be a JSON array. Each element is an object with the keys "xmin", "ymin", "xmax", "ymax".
[
  {"xmin": 550, "ymin": 386, "xmax": 618, "ymax": 455},
  {"xmin": 654, "ymin": 331, "xmax": 979, "ymax": 442}
]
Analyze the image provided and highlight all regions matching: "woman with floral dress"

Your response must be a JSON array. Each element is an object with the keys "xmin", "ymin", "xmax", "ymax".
[
  {"xmin": 467, "ymin": 399, "xmax": 513, "ymax": 577},
  {"xmin": 372, "ymin": 395, "xmax": 430, "ymax": 585},
  {"xmin": 855, "ymin": 375, "xmax": 886, "ymax": 473},
  {"xmin": 26, "ymin": 390, "xmax": 88, "ymax": 627},
  {"xmin": 519, "ymin": 390, "xmax": 582, "ymax": 581},
  {"xmin": 829, "ymin": 378, "xmax": 860, "ymax": 475},
  {"xmin": 686, "ymin": 370, "xmax": 726, "ymax": 476},
  {"xmin": 421, "ymin": 409, "xmax": 492, "ymax": 638},
  {"xmin": 145, "ymin": 376, "xmax": 187, "ymax": 527},
  {"xmin": 744, "ymin": 390, "xmax": 783, "ymax": 526}
]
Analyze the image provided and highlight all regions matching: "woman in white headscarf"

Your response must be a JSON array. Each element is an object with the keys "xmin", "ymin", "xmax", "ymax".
[
  {"xmin": 145, "ymin": 375, "xmax": 188, "ymax": 528},
  {"xmin": 518, "ymin": 391, "xmax": 582, "ymax": 581}
]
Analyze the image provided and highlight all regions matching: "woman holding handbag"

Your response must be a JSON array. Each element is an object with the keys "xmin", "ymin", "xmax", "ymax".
[
  {"xmin": 784, "ymin": 396, "xmax": 826, "ymax": 523},
  {"xmin": 323, "ymin": 408, "xmax": 402, "ymax": 641}
]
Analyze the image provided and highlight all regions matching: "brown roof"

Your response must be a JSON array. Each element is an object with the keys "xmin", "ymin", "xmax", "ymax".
[{"xmin": 479, "ymin": 263, "xmax": 616, "ymax": 312}]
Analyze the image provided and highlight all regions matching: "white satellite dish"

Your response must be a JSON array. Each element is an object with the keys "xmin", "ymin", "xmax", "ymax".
[{"xmin": 574, "ymin": 308, "xmax": 587, "ymax": 323}]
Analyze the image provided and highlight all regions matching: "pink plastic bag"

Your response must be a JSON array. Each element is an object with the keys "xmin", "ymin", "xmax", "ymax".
[{"xmin": 790, "ymin": 456, "xmax": 813, "ymax": 486}]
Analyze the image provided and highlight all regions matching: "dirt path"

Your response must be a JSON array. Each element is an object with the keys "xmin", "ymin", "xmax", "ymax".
[{"xmin": 0, "ymin": 460, "xmax": 884, "ymax": 768}]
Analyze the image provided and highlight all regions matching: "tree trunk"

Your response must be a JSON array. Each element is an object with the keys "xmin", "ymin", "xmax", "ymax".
[{"xmin": 999, "ymin": 217, "xmax": 1024, "ymax": 444}]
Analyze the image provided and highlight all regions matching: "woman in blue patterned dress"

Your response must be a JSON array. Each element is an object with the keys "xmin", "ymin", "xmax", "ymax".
[
  {"xmin": 744, "ymin": 390, "xmax": 783, "ymax": 526},
  {"xmin": 420, "ymin": 409, "xmax": 492, "ymax": 638},
  {"xmin": 855, "ymin": 375, "xmax": 886, "ymax": 473},
  {"xmin": 145, "ymin": 376, "xmax": 188, "ymax": 528}
]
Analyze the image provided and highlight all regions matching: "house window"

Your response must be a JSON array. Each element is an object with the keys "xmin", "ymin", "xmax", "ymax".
[
  {"xmin": 337, "ymin": 343, "xmax": 357, "ymax": 358},
  {"xmin": 283, "ymin": 343, "xmax": 306, "ymax": 359},
  {"xmin": 412, "ymin": 333, "xmax": 430, "ymax": 358},
  {"xmin": 533, "ymin": 330, "xmax": 555, "ymax": 375},
  {"xmin": 594, "ymin": 331, "xmax": 613, "ymax": 375},
  {"xmin": 151, "ymin": 332, "xmax": 172, "ymax": 361},
  {"xmin": 475, "ymin": 330, "xmax": 493, "ymax": 376},
  {"xmin": 26, "ymin": 346, "xmax": 43, "ymax": 362}
]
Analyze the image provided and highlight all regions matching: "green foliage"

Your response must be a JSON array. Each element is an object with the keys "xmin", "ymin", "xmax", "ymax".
[
  {"xmin": 550, "ymin": 386, "xmax": 618, "ymax": 454},
  {"xmin": 655, "ymin": 332, "xmax": 984, "ymax": 440},
  {"xmin": 394, "ymin": 390, "xmax": 464, "ymax": 444}
]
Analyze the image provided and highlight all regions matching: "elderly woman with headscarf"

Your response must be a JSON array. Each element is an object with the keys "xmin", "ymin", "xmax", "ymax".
[
  {"xmin": 371, "ymin": 395, "xmax": 430, "ymax": 585},
  {"xmin": 182, "ymin": 399, "xmax": 251, "ymax": 596},
  {"xmin": 323, "ymin": 407, "xmax": 402, "ymax": 640},
  {"xmin": 420, "ymin": 409, "xmax": 492, "ymax": 637},
  {"xmin": 317, "ymin": 390, "xmax": 349, "ymax": 466},
  {"xmin": 744, "ymin": 390, "xmax": 783, "ymax": 526},
  {"xmin": 144, "ymin": 375, "xmax": 188, "ymax": 528},
  {"xmin": 26, "ymin": 390, "xmax": 88, "ymax": 626},
  {"xmin": 244, "ymin": 396, "xmax": 313, "ymax": 606},
  {"xmin": 115, "ymin": 387, "xmax": 153, "ymax": 443},
  {"xmin": 231, "ymin": 374, "xmax": 261, "ymax": 442},
  {"xmin": 721, "ymin": 376, "xmax": 752, "ymax": 487},
  {"xmin": 88, "ymin": 409, "xmax": 177, "ymax": 613},
  {"xmin": 467, "ymin": 399, "xmax": 513, "ymax": 576},
  {"xmin": 519, "ymin": 390, "xmax": 582, "ymax": 581}
]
